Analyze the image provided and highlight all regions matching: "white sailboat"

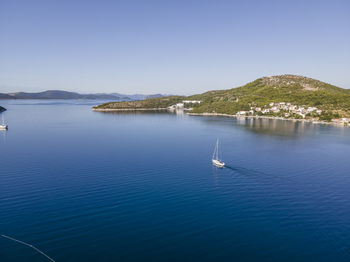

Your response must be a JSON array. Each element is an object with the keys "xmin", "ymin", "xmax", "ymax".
[
  {"xmin": 212, "ymin": 139, "xmax": 225, "ymax": 168},
  {"xmin": 0, "ymin": 114, "xmax": 8, "ymax": 130}
]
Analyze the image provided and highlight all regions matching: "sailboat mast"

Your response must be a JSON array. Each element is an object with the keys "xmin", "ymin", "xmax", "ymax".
[
  {"xmin": 216, "ymin": 139, "xmax": 219, "ymax": 160},
  {"xmin": 212, "ymin": 141, "xmax": 217, "ymax": 160}
]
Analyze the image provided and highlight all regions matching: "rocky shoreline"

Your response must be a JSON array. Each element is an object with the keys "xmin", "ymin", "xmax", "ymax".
[
  {"xmin": 92, "ymin": 107, "xmax": 348, "ymax": 127},
  {"xmin": 188, "ymin": 112, "xmax": 348, "ymax": 127}
]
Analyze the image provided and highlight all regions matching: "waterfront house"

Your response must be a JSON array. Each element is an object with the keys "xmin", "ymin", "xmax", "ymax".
[
  {"xmin": 237, "ymin": 111, "xmax": 247, "ymax": 115},
  {"xmin": 183, "ymin": 100, "xmax": 201, "ymax": 104},
  {"xmin": 307, "ymin": 107, "xmax": 317, "ymax": 113}
]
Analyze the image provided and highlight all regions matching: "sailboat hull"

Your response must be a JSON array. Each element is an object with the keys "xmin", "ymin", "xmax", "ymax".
[
  {"xmin": 212, "ymin": 159, "xmax": 225, "ymax": 168},
  {"xmin": 0, "ymin": 125, "xmax": 7, "ymax": 130}
]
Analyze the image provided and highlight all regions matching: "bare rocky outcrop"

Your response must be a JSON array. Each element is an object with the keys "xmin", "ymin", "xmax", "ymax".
[{"xmin": 260, "ymin": 75, "xmax": 324, "ymax": 91}]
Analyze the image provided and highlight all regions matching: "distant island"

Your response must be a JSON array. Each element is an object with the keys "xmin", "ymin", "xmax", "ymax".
[
  {"xmin": 0, "ymin": 90, "xmax": 167, "ymax": 101},
  {"xmin": 93, "ymin": 75, "xmax": 350, "ymax": 126}
]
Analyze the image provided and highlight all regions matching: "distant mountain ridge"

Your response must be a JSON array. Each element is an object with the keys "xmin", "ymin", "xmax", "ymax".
[
  {"xmin": 110, "ymin": 93, "xmax": 168, "ymax": 100},
  {"xmin": 0, "ymin": 90, "xmax": 168, "ymax": 100}
]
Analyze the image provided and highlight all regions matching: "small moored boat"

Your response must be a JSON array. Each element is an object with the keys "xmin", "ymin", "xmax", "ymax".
[
  {"xmin": 212, "ymin": 139, "xmax": 225, "ymax": 168},
  {"xmin": 0, "ymin": 114, "xmax": 8, "ymax": 130}
]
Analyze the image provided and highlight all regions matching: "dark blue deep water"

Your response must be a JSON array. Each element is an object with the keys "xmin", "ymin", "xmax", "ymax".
[{"xmin": 1, "ymin": 100, "xmax": 350, "ymax": 262}]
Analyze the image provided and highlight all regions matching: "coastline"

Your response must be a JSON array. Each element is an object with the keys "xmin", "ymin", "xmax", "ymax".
[
  {"xmin": 187, "ymin": 112, "xmax": 348, "ymax": 127},
  {"xmin": 92, "ymin": 107, "xmax": 348, "ymax": 127},
  {"xmin": 92, "ymin": 108, "xmax": 168, "ymax": 112}
]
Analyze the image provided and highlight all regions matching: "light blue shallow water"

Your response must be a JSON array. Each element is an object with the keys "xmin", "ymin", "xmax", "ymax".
[{"xmin": 0, "ymin": 100, "xmax": 350, "ymax": 261}]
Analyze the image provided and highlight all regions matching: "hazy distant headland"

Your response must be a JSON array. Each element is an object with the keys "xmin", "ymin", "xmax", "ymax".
[
  {"xmin": 0, "ymin": 90, "xmax": 168, "ymax": 100},
  {"xmin": 93, "ymin": 75, "xmax": 350, "ymax": 125}
]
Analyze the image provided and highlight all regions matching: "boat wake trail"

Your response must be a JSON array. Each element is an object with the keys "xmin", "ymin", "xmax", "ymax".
[
  {"xmin": 225, "ymin": 164, "xmax": 304, "ymax": 182},
  {"xmin": 1, "ymin": 234, "xmax": 56, "ymax": 262},
  {"xmin": 224, "ymin": 164, "xmax": 264, "ymax": 177}
]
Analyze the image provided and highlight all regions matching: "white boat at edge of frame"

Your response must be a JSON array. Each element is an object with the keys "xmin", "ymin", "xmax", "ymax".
[{"xmin": 0, "ymin": 114, "xmax": 8, "ymax": 130}]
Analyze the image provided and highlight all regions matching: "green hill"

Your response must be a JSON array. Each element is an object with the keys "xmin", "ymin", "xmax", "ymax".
[{"xmin": 189, "ymin": 75, "xmax": 350, "ymax": 118}]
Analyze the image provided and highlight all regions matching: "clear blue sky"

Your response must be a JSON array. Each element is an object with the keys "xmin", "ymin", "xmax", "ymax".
[{"xmin": 0, "ymin": 0, "xmax": 349, "ymax": 94}]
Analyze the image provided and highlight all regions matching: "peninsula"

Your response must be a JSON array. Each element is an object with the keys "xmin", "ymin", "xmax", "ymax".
[
  {"xmin": 93, "ymin": 96, "xmax": 185, "ymax": 111},
  {"xmin": 93, "ymin": 75, "xmax": 350, "ymax": 125}
]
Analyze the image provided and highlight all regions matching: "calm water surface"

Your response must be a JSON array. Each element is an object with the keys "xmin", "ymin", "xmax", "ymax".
[{"xmin": 0, "ymin": 100, "xmax": 350, "ymax": 261}]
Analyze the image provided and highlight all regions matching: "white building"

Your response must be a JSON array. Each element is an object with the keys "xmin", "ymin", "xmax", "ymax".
[
  {"xmin": 182, "ymin": 100, "xmax": 201, "ymax": 104},
  {"xmin": 307, "ymin": 107, "xmax": 317, "ymax": 113},
  {"xmin": 297, "ymin": 113, "xmax": 306, "ymax": 118}
]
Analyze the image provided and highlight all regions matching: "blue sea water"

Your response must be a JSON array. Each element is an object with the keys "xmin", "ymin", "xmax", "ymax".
[{"xmin": 0, "ymin": 100, "xmax": 350, "ymax": 262}]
